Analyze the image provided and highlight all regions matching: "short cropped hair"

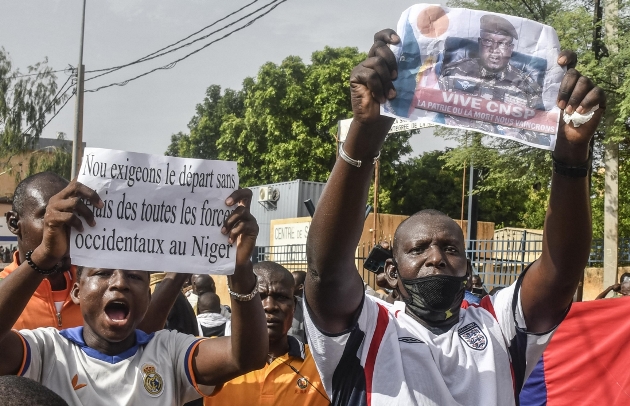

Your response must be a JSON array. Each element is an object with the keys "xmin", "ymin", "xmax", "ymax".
[
  {"xmin": 197, "ymin": 292, "xmax": 222, "ymax": 314},
  {"xmin": 393, "ymin": 209, "xmax": 459, "ymax": 257},
  {"xmin": 12, "ymin": 172, "xmax": 68, "ymax": 215},
  {"xmin": 253, "ymin": 261, "xmax": 295, "ymax": 290},
  {"xmin": 292, "ymin": 270, "xmax": 307, "ymax": 286},
  {"xmin": 0, "ymin": 375, "xmax": 68, "ymax": 406}
]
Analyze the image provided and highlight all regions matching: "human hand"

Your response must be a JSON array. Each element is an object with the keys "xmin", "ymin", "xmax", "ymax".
[
  {"xmin": 221, "ymin": 188, "xmax": 259, "ymax": 266},
  {"xmin": 350, "ymin": 29, "xmax": 400, "ymax": 124},
  {"xmin": 612, "ymin": 283, "xmax": 621, "ymax": 293},
  {"xmin": 31, "ymin": 180, "xmax": 102, "ymax": 270},
  {"xmin": 555, "ymin": 51, "xmax": 606, "ymax": 164}
]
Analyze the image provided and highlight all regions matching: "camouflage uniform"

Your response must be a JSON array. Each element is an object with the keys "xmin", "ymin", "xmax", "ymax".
[{"xmin": 438, "ymin": 58, "xmax": 550, "ymax": 146}]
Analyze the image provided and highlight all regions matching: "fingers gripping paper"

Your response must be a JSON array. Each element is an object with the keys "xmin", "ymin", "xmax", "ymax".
[
  {"xmin": 71, "ymin": 148, "xmax": 239, "ymax": 275},
  {"xmin": 381, "ymin": 4, "xmax": 564, "ymax": 150}
]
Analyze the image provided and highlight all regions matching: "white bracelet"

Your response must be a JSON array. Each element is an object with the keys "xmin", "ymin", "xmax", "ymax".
[
  {"xmin": 339, "ymin": 143, "xmax": 381, "ymax": 168},
  {"xmin": 227, "ymin": 275, "xmax": 259, "ymax": 302}
]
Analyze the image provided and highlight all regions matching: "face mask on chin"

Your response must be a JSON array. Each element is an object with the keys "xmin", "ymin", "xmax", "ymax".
[{"xmin": 399, "ymin": 273, "xmax": 468, "ymax": 329}]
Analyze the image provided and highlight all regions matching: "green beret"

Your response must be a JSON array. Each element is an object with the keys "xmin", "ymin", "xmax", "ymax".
[{"xmin": 480, "ymin": 14, "xmax": 518, "ymax": 39}]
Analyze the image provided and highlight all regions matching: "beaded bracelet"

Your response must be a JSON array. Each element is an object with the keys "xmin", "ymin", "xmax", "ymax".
[{"xmin": 25, "ymin": 250, "xmax": 62, "ymax": 276}]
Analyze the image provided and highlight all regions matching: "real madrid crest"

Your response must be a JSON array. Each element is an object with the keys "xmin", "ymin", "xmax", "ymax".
[
  {"xmin": 296, "ymin": 377, "xmax": 308, "ymax": 390},
  {"xmin": 142, "ymin": 363, "xmax": 164, "ymax": 397},
  {"xmin": 457, "ymin": 322, "xmax": 488, "ymax": 350}
]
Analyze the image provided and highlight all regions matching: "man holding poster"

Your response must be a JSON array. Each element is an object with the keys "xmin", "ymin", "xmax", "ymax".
[
  {"xmin": 305, "ymin": 26, "xmax": 604, "ymax": 405},
  {"xmin": 0, "ymin": 179, "xmax": 268, "ymax": 405}
]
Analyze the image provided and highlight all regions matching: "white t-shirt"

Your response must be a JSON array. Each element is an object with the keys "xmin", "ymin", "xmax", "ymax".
[
  {"xmin": 304, "ymin": 278, "xmax": 560, "ymax": 406},
  {"xmin": 16, "ymin": 327, "xmax": 213, "ymax": 406}
]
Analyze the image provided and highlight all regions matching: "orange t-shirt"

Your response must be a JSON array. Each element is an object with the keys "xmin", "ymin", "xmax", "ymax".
[
  {"xmin": 0, "ymin": 251, "xmax": 83, "ymax": 330},
  {"xmin": 204, "ymin": 337, "xmax": 329, "ymax": 406}
]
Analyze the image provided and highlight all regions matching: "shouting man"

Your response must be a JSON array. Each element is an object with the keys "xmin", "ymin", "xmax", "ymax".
[
  {"xmin": 305, "ymin": 29, "xmax": 604, "ymax": 405},
  {"xmin": 0, "ymin": 183, "xmax": 267, "ymax": 405}
]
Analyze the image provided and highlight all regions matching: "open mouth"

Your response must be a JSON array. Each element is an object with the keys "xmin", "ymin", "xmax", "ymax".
[
  {"xmin": 266, "ymin": 317, "xmax": 282, "ymax": 326},
  {"xmin": 104, "ymin": 301, "xmax": 130, "ymax": 322}
]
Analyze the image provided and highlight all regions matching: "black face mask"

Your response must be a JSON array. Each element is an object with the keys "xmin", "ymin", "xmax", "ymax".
[{"xmin": 400, "ymin": 273, "xmax": 468, "ymax": 328}]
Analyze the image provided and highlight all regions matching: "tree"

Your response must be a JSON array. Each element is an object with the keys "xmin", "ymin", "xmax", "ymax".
[
  {"xmin": 438, "ymin": 0, "xmax": 630, "ymax": 231},
  {"xmin": 166, "ymin": 85, "xmax": 247, "ymax": 160},
  {"xmin": 0, "ymin": 48, "xmax": 67, "ymax": 169},
  {"xmin": 167, "ymin": 46, "xmax": 413, "ymax": 187},
  {"xmin": 381, "ymin": 149, "xmax": 529, "ymax": 226},
  {"xmin": 25, "ymin": 132, "xmax": 72, "ymax": 180}
]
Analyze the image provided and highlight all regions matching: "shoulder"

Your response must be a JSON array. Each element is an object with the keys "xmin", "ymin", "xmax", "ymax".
[
  {"xmin": 461, "ymin": 295, "xmax": 499, "ymax": 321},
  {"xmin": 0, "ymin": 259, "xmax": 19, "ymax": 278},
  {"xmin": 20, "ymin": 326, "xmax": 64, "ymax": 340},
  {"xmin": 19, "ymin": 327, "xmax": 70, "ymax": 355},
  {"xmin": 150, "ymin": 329, "xmax": 193, "ymax": 343},
  {"xmin": 506, "ymin": 65, "xmax": 541, "ymax": 89},
  {"xmin": 443, "ymin": 58, "xmax": 479, "ymax": 72},
  {"xmin": 150, "ymin": 329, "xmax": 204, "ymax": 356}
]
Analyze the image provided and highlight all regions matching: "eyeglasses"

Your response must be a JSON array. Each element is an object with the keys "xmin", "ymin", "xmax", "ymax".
[{"xmin": 479, "ymin": 38, "xmax": 513, "ymax": 50}]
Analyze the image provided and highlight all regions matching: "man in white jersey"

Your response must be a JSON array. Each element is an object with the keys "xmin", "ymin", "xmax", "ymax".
[
  {"xmin": 304, "ymin": 29, "xmax": 605, "ymax": 406},
  {"xmin": 0, "ymin": 181, "xmax": 268, "ymax": 406}
]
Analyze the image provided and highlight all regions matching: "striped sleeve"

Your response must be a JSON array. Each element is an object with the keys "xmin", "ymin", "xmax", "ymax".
[
  {"xmin": 15, "ymin": 329, "xmax": 43, "ymax": 381},
  {"xmin": 170, "ymin": 331, "xmax": 215, "ymax": 402},
  {"xmin": 488, "ymin": 275, "xmax": 566, "ymax": 394}
]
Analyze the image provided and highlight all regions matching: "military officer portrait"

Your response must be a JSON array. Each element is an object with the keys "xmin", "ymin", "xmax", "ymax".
[{"xmin": 437, "ymin": 14, "xmax": 550, "ymax": 146}]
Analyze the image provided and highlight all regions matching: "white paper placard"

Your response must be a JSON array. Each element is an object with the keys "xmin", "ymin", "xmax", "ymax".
[{"xmin": 71, "ymin": 148, "xmax": 239, "ymax": 275}]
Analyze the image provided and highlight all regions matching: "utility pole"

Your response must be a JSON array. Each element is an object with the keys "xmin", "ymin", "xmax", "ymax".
[
  {"xmin": 372, "ymin": 160, "xmax": 380, "ymax": 246},
  {"xmin": 466, "ymin": 163, "xmax": 479, "ymax": 255},
  {"xmin": 603, "ymin": 0, "xmax": 619, "ymax": 295},
  {"xmin": 71, "ymin": 0, "xmax": 87, "ymax": 179}
]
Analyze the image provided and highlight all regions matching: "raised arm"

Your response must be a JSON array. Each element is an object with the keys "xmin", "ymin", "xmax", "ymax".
[
  {"xmin": 521, "ymin": 52, "xmax": 606, "ymax": 333},
  {"xmin": 0, "ymin": 181, "xmax": 102, "ymax": 375},
  {"xmin": 305, "ymin": 30, "xmax": 399, "ymax": 334},
  {"xmin": 595, "ymin": 284, "xmax": 619, "ymax": 300},
  {"xmin": 137, "ymin": 272, "xmax": 190, "ymax": 334},
  {"xmin": 192, "ymin": 188, "xmax": 268, "ymax": 386}
]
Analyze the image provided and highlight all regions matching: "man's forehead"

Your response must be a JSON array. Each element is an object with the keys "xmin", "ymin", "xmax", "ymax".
[
  {"xmin": 23, "ymin": 182, "xmax": 65, "ymax": 211},
  {"xmin": 399, "ymin": 215, "xmax": 464, "ymax": 239},
  {"xmin": 480, "ymin": 31, "xmax": 513, "ymax": 41},
  {"xmin": 257, "ymin": 273, "xmax": 294, "ymax": 292},
  {"xmin": 83, "ymin": 267, "xmax": 149, "ymax": 277}
]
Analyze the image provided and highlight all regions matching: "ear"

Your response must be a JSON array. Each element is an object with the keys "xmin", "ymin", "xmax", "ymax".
[
  {"xmin": 6, "ymin": 211, "xmax": 19, "ymax": 236},
  {"xmin": 384, "ymin": 258, "xmax": 399, "ymax": 290},
  {"xmin": 70, "ymin": 282, "xmax": 81, "ymax": 305}
]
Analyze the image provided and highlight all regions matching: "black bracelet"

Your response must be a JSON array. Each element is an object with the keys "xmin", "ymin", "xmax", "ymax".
[
  {"xmin": 552, "ymin": 152, "xmax": 592, "ymax": 178},
  {"xmin": 25, "ymin": 250, "xmax": 62, "ymax": 276}
]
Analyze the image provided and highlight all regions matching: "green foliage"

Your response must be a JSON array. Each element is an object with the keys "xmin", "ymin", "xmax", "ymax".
[
  {"xmin": 590, "ymin": 161, "xmax": 630, "ymax": 238},
  {"xmin": 441, "ymin": 0, "xmax": 630, "ymax": 230},
  {"xmin": 25, "ymin": 132, "xmax": 72, "ymax": 181},
  {"xmin": 0, "ymin": 48, "xmax": 66, "ymax": 166},
  {"xmin": 165, "ymin": 84, "xmax": 247, "ymax": 160},
  {"xmin": 167, "ymin": 47, "xmax": 413, "ymax": 187},
  {"xmin": 382, "ymin": 149, "xmax": 529, "ymax": 226}
]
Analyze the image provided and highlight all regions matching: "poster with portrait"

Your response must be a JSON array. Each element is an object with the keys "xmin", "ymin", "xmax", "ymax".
[{"xmin": 381, "ymin": 4, "xmax": 564, "ymax": 150}]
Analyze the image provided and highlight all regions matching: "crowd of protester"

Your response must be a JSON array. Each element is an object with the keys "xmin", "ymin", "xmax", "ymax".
[{"xmin": 0, "ymin": 26, "xmax": 611, "ymax": 406}]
